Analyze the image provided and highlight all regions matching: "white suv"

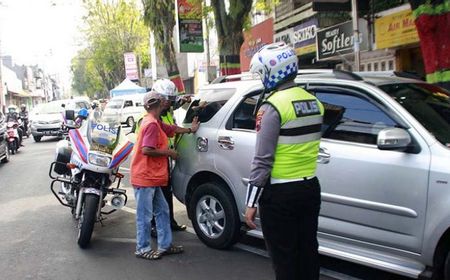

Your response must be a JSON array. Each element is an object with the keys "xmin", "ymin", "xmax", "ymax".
[{"xmin": 172, "ymin": 70, "xmax": 450, "ymax": 279}]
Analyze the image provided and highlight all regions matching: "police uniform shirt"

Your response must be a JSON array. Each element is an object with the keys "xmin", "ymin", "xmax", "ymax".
[{"xmin": 246, "ymin": 103, "xmax": 280, "ymax": 207}]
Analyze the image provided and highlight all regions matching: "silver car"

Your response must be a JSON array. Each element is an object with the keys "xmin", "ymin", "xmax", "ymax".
[
  {"xmin": 172, "ymin": 70, "xmax": 450, "ymax": 279},
  {"xmin": 31, "ymin": 99, "xmax": 90, "ymax": 142}
]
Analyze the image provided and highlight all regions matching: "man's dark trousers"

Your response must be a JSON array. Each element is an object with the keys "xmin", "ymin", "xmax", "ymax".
[{"xmin": 260, "ymin": 177, "xmax": 321, "ymax": 280}]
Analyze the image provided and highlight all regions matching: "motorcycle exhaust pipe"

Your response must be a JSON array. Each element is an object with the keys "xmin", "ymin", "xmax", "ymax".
[{"xmin": 110, "ymin": 194, "xmax": 125, "ymax": 209}]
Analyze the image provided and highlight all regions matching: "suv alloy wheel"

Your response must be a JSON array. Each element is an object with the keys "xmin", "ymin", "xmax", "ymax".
[{"xmin": 189, "ymin": 182, "xmax": 241, "ymax": 249}]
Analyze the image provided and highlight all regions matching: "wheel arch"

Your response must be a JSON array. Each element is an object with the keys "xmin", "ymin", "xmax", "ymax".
[{"xmin": 185, "ymin": 171, "xmax": 239, "ymax": 220}]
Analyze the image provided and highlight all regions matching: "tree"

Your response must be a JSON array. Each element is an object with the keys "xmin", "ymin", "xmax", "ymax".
[
  {"xmin": 209, "ymin": 0, "xmax": 253, "ymax": 75},
  {"xmin": 71, "ymin": 0, "xmax": 150, "ymax": 97},
  {"xmin": 408, "ymin": 0, "xmax": 450, "ymax": 89},
  {"xmin": 142, "ymin": 0, "xmax": 185, "ymax": 93},
  {"xmin": 71, "ymin": 49, "xmax": 105, "ymax": 98}
]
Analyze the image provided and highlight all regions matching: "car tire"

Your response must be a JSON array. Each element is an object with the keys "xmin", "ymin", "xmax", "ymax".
[
  {"xmin": 443, "ymin": 251, "xmax": 450, "ymax": 280},
  {"xmin": 126, "ymin": 117, "xmax": 134, "ymax": 127},
  {"xmin": 1, "ymin": 149, "xmax": 9, "ymax": 163},
  {"xmin": 189, "ymin": 182, "xmax": 241, "ymax": 249},
  {"xmin": 33, "ymin": 136, "xmax": 42, "ymax": 142}
]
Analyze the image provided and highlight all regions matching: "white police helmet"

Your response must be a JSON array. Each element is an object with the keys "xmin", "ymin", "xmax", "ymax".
[
  {"xmin": 152, "ymin": 79, "xmax": 177, "ymax": 100},
  {"xmin": 249, "ymin": 42, "xmax": 298, "ymax": 91}
]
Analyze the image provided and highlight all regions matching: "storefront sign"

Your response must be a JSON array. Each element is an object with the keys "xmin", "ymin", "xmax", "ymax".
[
  {"xmin": 316, "ymin": 19, "xmax": 368, "ymax": 60},
  {"xmin": 178, "ymin": 0, "xmax": 204, "ymax": 53},
  {"xmin": 124, "ymin": 52, "xmax": 139, "ymax": 81},
  {"xmin": 274, "ymin": 19, "xmax": 318, "ymax": 56},
  {"xmin": 240, "ymin": 18, "xmax": 274, "ymax": 72},
  {"xmin": 293, "ymin": 18, "xmax": 318, "ymax": 56},
  {"xmin": 375, "ymin": 9, "xmax": 419, "ymax": 49},
  {"xmin": 274, "ymin": 28, "xmax": 294, "ymax": 45}
]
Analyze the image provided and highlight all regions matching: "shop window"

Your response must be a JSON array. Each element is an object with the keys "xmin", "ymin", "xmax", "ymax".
[
  {"xmin": 381, "ymin": 61, "xmax": 386, "ymax": 71},
  {"xmin": 367, "ymin": 63, "xmax": 372, "ymax": 72},
  {"xmin": 388, "ymin": 60, "xmax": 394, "ymax": 71},
  {"xmin": 374, "ymin": 62, "xmax": 379, "ymax": 71},
  {"xmin": 361, "ymin": 64, "xmax": 366, "ymax": 71}
]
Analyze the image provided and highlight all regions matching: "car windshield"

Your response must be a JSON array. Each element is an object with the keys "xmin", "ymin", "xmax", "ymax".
[
  {"xmin": 106, "ymin": 99, "xmax": 123, "ymax": 109},
  {"xmin": 37, "ymin": 101, "xmax": 66, "ymax": 114},
  {"xmin": 87, "ymin": 114, "xmax": 122, "ymax": 154},
  {"xmin": 380, "ymin": 83, "xmax": 450, "ymax": 147}
]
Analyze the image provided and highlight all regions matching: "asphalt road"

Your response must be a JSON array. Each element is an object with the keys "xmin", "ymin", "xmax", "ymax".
[{"xmin": 0, "ymin": 135, "xmax": 411, "ymax": 280}]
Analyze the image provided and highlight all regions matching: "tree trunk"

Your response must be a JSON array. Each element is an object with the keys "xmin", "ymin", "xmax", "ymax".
[
  {"xmin": 409, "ymin": 0, "xmax": 450, "ymax": 90},
  {"xmin": 143, "ymin": 0, "xmax": 185, "ymax": 93},
  {"xmin": 211, "ymin": 0, "xmax": 253, "ymax": 76}
]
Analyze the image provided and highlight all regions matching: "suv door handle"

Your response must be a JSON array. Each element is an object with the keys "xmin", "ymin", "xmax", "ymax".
[
  {"xmin": 218, "ymin": 136, "xmax": 234, "ymax": 150},
  {"xmin": 318, "ymin": 147, "xmax": 330, "ymax": 164}
]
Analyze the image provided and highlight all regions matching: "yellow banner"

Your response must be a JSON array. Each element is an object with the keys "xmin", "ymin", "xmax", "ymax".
[
  {"xmin": 375, "ymin": 9, "xmax": 419, "ymax": 49},
  {"xmin": 295, "ymin": 44, "xmax": 316, "ymax": 56}
]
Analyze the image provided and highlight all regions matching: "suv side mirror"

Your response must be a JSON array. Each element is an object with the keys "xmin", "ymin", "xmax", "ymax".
[
  {"xmin": 377, "ymin": 127, "xmax": 411, "ymax": 151},
  {"xmin": 65, "ymin": 110, "xmax": 75, "ymax": 121}
]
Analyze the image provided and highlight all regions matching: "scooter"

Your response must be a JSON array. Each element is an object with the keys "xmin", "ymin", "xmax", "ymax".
[
  {"xmin": 49, "ymin": 110, "xmax": 134, "ymax": 248},
  {"xmin": 6, "ymin": 121, "xmax": 20, "ymax": 154}
]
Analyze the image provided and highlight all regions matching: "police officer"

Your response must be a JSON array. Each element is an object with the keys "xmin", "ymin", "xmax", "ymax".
[{"xmin": 245, "ymin": 42, "xmax": 324, "ymax": 280}]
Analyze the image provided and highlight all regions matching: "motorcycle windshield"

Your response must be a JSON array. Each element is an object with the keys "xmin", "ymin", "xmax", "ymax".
[{"xmin": 88, "ymin": 114, "xmax": 121, "ymax": 154}]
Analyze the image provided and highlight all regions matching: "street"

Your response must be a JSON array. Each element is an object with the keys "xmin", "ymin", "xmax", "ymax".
[{"xmin": 0, "ymin": 136, "xmax": 410, "ymax": 280}]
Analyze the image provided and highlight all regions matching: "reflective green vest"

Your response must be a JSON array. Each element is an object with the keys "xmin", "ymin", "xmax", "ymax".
[
  {"xmin": 264, "ymin": 87, "xmax": 324, "ymax": 180},
  {"xmin": 161, "ymin": 110, "xmax": 175, "ymax": 148}
]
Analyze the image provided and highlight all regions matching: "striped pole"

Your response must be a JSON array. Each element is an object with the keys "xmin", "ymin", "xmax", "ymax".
[
  {"xmin": 219, "ymin": 55, "xmax": 241, "ymax": 76},
  {"xmin": 169, "ymin": 71, "xmax": 185, "ymax": 94}
]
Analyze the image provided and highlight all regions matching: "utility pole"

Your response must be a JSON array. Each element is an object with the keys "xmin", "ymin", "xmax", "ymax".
[{"xmin": 351, "ymin": 0, "xmax": 360, "ymax": 71}]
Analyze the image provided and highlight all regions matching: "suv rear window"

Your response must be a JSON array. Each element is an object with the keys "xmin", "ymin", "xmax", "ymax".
[{"xmin": 184, "ymin": 88, "xmax": 236, "ymax": 123}]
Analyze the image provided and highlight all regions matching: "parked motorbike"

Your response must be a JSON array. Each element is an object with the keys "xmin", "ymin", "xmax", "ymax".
[
  {"xmin": 6, "ymin": 121, "xmax": 20, "ymax": 154},
  {"xmin": 49, "ymin": 110, "xmax": 134, "ymax": 248}
]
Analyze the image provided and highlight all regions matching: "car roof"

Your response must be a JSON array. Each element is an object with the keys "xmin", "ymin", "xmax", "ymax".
[{"xmin": 201, "ymin": 70, "xmax": 425, "ymax": 98}]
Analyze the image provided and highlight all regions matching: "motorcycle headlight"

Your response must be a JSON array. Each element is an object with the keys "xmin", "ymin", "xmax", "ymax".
[{"xmin": 88, "ymin": 153, "xmax": 111, "ymax": 167}]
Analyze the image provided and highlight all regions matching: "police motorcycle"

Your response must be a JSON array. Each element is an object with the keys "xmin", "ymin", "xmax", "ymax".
[{"xmin": 49, "ymin": 110, "xmax": 134, "ymax": 248}]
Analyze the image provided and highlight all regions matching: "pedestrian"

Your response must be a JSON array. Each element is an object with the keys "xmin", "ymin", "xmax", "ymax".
[
  {"xmin": 151, "ymin": 79, "xmax": 191, "ymax": 235},
  {"xmin": 130, "ymin": 90, "xmax": 199, "ymax": 260},
  {"xmin": 131, "ymin": 79, "xmax": 190, "ymax": 236},
  {"xmin": 244, "ymin": 42, "xmax": 324, "ymax": 280}
]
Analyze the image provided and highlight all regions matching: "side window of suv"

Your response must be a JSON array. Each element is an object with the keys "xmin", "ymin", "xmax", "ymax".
[
  {"xmin": 232, "ymin": 95, "xmax": 258, "ymax": 130},
  {"xmin": 315, "ymin": 90, "xmax": 398, "ymax": 145},
  {"xmin": 184, "ymin": 88, "xmax": 236, "ymax": 124}
]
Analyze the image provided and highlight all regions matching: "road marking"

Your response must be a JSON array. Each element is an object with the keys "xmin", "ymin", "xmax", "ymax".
[
  {"xmin": 116, "ymin": 206, "xmax": 362, "ymax": 280},
  {"xmin": 119, "ymin": 167, "xmax": 130, "ymax": 172}
]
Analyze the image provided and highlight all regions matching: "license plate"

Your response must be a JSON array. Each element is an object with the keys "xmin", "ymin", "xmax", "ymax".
[
  {"xmin": 43, "ymin": 131, "xmax": 54, "ymax": 136},
  {"xmin": 84, "ymin": 188, "xmax": 101, "ymax": 196}
]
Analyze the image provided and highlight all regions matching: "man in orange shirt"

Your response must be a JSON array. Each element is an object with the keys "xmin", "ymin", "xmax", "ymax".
[{"xmin": 131, "ymin": 91, "xmax": 199, "ymax": 260}]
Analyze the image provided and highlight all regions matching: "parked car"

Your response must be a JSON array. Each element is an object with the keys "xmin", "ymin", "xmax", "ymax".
[
  {"xmin": 0, "ymin": 112, "xmax": 9, "ymax": 163},
  {"xmin": 30, "ymin": 98, "xmax": 90, "ymax": 142},
  {"xmin": 102, "ymin": 94, "xmax": 146, "ymax": 127},
  {"xmin": 172, "ymin": 70, "xmax": 450, "ymax": 279}
]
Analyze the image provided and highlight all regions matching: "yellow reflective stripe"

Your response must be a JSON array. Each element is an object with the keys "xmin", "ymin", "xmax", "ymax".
[
  {"xmin": 278, "ymin": 132, "xmax": 322, "ymax": 144},
  {"xmin": 281, "ymin": 115, "xmax": 323, "ymax": 129}
]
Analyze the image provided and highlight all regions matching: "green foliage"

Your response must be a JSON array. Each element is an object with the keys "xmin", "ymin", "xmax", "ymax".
[
  {"xmin": 142, "ymin": 0, "xmax": 180, "ymax": 74},
  {"xmin": 71, "ymin": 0, "xmax": 150, "ymax": 97}
]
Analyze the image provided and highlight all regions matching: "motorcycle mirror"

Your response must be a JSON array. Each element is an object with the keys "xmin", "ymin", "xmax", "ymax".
[{"xmin": 65, "ymin": 110, "xmax": 75, "ymax": 121}]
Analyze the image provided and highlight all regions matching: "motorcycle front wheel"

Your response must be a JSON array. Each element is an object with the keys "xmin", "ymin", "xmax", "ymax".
[{"xmin": 77, "ymin": 194, "xmax": 99, "ymax": 248}]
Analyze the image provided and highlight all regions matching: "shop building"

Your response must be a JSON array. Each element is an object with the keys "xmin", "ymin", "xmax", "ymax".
[{"xmin": 271, "ymin": 1, "xmax": 424, "ymax": 77}]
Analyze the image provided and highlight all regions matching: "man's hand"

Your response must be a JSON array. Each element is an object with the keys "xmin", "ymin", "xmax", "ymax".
[
  {"xmin": 191, "ymin": 116, "xmax": 200, "ymax": 133},
  {"xmin": 167, "ymin": 149, "xmax": 178, "ymax": 160},
  {"xmin": 245, "ymin": 207, "xmax": 258, "ymax": 230}
]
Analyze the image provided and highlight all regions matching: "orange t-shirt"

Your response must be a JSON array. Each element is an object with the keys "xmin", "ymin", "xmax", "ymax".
[{"xmin": 130, "ymin": 114, "xmax": 169, "ymax": 187}]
